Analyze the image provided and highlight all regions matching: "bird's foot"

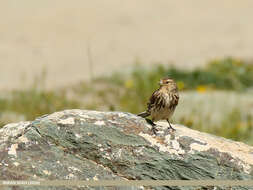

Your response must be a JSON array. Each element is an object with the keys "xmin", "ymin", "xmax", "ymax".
[
  {"xmin": 145, "ymin": 118, "xmax": 159, "ymax": 135},
  {"xmin": 166, "ymin": 119, "xmax": 176, "ymax": 132},
  {"xmin": 151, "ymin": 126, "xmax": 159, "ymax": 135},
  {"xmin": 164, "ymin": 125, "xmax": 175, "ymax": 136},
  {"xmin": 168, "ymin": 125, "xmax": 176, "ymax": 131},
  {"xmin": 164, "ymin": 126, "xmax": 176, "ymax": 136}
]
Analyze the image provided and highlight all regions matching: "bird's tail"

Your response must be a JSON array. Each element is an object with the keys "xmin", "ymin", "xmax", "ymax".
[{"xmin": 137, "ymin": 111, "xmax": 150, "ymax": 118}]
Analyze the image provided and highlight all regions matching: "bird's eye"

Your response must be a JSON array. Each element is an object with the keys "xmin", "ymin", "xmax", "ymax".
[{"xmin": 166, "ymin": 81, "xmax": 169, "ymax": 84}]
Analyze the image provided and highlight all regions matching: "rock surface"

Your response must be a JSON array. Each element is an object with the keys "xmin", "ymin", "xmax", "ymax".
[{"xmin": 0, "ymin": 109, "xmax": 253, "ymax": 190}]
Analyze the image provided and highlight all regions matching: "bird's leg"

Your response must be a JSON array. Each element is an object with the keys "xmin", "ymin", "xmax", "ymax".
[
  {"xmin": 166, "ymin": 119, "xmax": 176, "ymax": 131},
  {"xmin": 145, "ymin": 118, "xmax": 158, "ymax": 135}
]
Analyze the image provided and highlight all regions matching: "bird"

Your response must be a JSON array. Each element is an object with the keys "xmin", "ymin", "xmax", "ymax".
[{"xmin": 137, "ymin": 77, "xmax": 179, "ymax": 134}]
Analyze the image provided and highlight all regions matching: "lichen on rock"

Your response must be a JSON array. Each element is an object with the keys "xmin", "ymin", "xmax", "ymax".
[{"xmin": 0, "ymin": 109, "xmax": 252, "ymax": 190}]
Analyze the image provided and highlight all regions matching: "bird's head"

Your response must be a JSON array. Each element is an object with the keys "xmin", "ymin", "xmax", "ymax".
[{"xmin": 159, "ymin": 77, "xmax": 178, "ymax": 91}]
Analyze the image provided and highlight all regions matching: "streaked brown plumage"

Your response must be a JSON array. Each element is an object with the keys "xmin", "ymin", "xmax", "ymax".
[{"xmin": 138, "ymin": 77, "xmax": 179, "ymax": 134}]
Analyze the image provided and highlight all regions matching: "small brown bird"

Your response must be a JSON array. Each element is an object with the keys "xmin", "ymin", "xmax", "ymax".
[{"xmin": 138, "ymin": 77, "xmax": 179, "ymax": 134}]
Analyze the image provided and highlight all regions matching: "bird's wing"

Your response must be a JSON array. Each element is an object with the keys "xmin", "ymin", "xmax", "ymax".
[
  {"xmin": 147, "ymin": 89, "xmax": 166, "ymax": 111},
  {"xmin": 170, "ymin": 93, "xmax": 179, "ymax": 106}
]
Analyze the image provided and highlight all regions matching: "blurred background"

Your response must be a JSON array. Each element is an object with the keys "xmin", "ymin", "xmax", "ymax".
[{"xmin": 0, "ymin": 0, "xmax": 252, "ymax": 144}]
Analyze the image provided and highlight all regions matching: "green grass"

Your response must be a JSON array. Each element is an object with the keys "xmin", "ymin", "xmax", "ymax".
[
  {"xmin": 123, "ymin": 57, "xmax": 253, "ymax": 91},
  {"xmin": 0, "ymin": 57, "xmax": 252, "ymax": 145},
  {"xmin": 0, "ymin": 88, "xmax": 80, "ymax": 125}
]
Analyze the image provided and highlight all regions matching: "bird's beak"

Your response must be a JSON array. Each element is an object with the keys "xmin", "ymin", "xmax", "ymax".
[{"xmin": 159, "ymin": 80, "xmax": 163, "ymax": 85}]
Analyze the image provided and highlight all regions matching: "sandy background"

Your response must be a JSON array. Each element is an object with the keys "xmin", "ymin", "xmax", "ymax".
[{"xmin": 0, "ymin": 0, "xmax": 253, "ymax": 90}]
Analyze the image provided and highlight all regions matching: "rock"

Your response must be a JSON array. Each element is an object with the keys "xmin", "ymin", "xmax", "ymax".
[{"xmin": 0, "ymin": 109, "xmax": 252, "ymax": 190}]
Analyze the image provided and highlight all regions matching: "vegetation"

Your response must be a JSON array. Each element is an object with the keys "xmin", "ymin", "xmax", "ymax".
[
  {"xmin": 0, "ymin": 88, "xmax": 80, "ymax": 124},
  {"xmin": 0, "ymin": 57, "xmax": 252, "ymax": 145}
]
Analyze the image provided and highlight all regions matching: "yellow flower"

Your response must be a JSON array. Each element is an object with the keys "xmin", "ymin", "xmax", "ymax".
[
  {"xmin": 177, "ymin": 81, "xmax": 185, "ymax": 90},
  {"xmin": 232, "ymin": 58, "xmax": 242, "ymax": 66},
  {"xmin": 124, "ymin": 79, "xmax": 134, "ymax": 89},
  {"xmin": 237, "ymin": 122, "xmax": 247, "ymax": 129},
  {"xmin": 196, "ymin": 85, "xmax": 207, "ymax": 93}
]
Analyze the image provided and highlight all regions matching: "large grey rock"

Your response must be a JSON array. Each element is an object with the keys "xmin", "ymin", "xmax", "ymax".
[{"xmin": 0, "ymin": 109, "xmax": 253, "ymax": 190}]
